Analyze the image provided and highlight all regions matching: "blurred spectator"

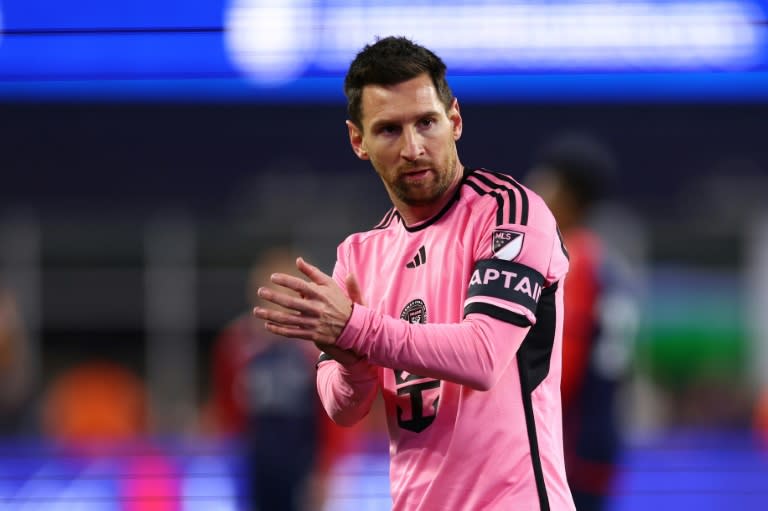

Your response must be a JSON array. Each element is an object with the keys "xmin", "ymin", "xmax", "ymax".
[
  {"xmin": 41, "ymin": 359, "xmax": 148, "ymax": 443},
  {"xmin": 0, "ymin": 283, "xmax": 35, "ymax": 435},
  {"xmin": 205, "ymin": 247, "xmax": 364, "ymax": 511},
  {"xmin": 756, "ymin": 390, "xmax": 768, "ymax": 446},
  {"xmin": 41, "ymin": 359, "xmax": 184, "ymax": 511},
  {"xmin": 527, "ymin": 133, "xmax": 640, "ymax": 511}
]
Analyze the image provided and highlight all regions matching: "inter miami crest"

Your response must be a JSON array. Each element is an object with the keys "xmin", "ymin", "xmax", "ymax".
[
  {"xmin": 492, "ymin": 229, "xmax": 524, "ymax": 261},
  {"xmin": 396, "ymin": 298, "xmax": 438, "ymax": 433},
  {"xmin": 400, "ymin": 299, "xmax": 427, "ymax": 324}
]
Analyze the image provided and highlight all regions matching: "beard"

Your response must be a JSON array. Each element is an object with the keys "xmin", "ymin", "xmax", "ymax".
[{"xmin": 390, "ymin": 154, "xmax": 459, "ymax": 207}]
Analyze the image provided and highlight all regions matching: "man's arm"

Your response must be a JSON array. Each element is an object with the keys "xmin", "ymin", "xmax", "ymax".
[
  {"xmin": 254, "ymin": 258, "xmax": 533, "ymax": 391},
  {"xmin": 338, "ymin": 304, "xmax": 529, "ymax": 391},
  {"xmin": 312, "ymin": 269, "xmax": 379, "ymax": 426},
  {"xmin": 316, "ymin": 357, "xmax": 378, "ymax": 426}
]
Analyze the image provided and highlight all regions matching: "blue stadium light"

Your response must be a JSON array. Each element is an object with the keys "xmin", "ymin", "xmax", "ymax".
[
  {"xmin": 0, "ymin": 0, "xmax": 767, "ymax": 101},
  {"xmin": 226, "ymin": 0, "xmax": 317, "ymax": 85},
  {"xmin": 227, "ymin": 0, "xmax": 763, "ymax": 83}
]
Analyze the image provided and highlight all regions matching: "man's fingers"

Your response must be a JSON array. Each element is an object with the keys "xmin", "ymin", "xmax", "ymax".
[
  {"xmin": 346, "ymin": 273, "xmax": 365, "ymax": 306},
  {"xmin": 253, "ymin": 255, "xmax": 349, "ymax": 346},
  {"xmin": 256, "ymin": 287, "xmax": 320, "ymax": 317},
  {"xmin": 253, "ymin": 306, "xmax": 316, "ymax": 328},
  {"xmin": 254, "ymin": 304, "xmax": 335, "ymax": 343},
  {"xmin": 269, "ymin": 273, "xmax": 320, "ymax": 300},
  {"xmin": 296, "ymin": 257, "xmax": 331, "ymax": 285}
]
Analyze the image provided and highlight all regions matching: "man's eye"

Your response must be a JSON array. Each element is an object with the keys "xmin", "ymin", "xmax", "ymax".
[{"xmin": 420, "ymin": 118, "xmax": 435, "ymax": 127}]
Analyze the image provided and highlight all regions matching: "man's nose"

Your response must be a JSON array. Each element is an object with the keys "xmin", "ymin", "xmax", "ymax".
[{"xmin": 400, "ymin": 126, "xmax": 425, "ymax": 161}]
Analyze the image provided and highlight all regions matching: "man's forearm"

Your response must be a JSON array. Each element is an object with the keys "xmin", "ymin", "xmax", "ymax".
[
  {"xmin": 336, "ymin": 304, "xmax": 530, "ymax": 391},
  {"xmin": 316, "ymin": 357, "xmax": 378, "ymax": 426}
]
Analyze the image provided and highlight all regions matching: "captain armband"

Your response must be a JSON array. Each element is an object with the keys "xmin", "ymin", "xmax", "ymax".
[{"xmin": 463, "ymin": 259, "xmax": 546, "ymax": 326}]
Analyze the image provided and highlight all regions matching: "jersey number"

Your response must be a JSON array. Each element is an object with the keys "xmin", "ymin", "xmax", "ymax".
[{"xmin": 394, "ymin": 370, "xmax": 440, "ymax": 433}]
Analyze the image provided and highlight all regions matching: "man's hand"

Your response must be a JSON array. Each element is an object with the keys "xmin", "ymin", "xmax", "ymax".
[
  {"xmin": 253, "ymin": 257, "xmax": 356, "ymax": 347},
  {"xmin": 315, "ymin": 273, "xmax": 365, "ymax": 366}
]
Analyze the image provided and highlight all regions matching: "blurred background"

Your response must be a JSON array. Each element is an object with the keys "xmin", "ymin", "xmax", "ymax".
[{"xmin": 1, "ymin": 0, "xmax": 768, "ymax": 509}]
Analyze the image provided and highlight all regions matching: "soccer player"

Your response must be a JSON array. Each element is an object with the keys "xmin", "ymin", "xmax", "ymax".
[
  {"xmin": 526, "ymin": 133, "xmax": 640, "ymax": 511},
  {"xmin": 253, "ymin": 36, "xmax": 575, "ymax": 510},
  {"xmin": 207, "ymin": 247, "xmax": 367, "ymax": 511}
]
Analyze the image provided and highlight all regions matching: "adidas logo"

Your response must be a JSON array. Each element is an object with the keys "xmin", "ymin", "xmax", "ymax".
[{"xmin": 406, "ymin": 245, "xmax": 426, "ymax": 269}]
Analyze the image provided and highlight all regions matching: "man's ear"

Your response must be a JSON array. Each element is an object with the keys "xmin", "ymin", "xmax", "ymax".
[
  {"xmin": 346, "ymin": 120, "xmax": 369, "ymax": 160},
  {"xmin": 449, "ymin": 98, "xmax": 463, "ymax": 141}
]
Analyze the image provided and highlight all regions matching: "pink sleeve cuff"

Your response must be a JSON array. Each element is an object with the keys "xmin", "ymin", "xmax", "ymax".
[
  {"xmin": 336, "ymin": 302, "xmax": 370, "ymax": 351},
  {"xmin": 335, "ymin": 356, "xmax": 377, "ymax": 380}
]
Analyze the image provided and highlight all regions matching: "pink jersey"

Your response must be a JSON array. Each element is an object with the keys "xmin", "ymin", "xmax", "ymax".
[{"xmin": 317, "ymin": 168, "xmax": 575, "ymax": 511}]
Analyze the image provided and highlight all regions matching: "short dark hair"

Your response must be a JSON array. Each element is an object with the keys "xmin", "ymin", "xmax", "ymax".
[{"xmin": 344, "ymin": 36, "xmax": 454, "ymax": 129}]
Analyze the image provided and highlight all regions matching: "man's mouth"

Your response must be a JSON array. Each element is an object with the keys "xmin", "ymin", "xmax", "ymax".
[{"xmin": 402, "ymin": 168, "xmax": 432, "ymax": 181}]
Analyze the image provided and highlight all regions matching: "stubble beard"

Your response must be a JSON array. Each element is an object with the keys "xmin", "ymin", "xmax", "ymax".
[{"xmin": 392, "ymin": 154, "xmax": 459, "ymax": 207}]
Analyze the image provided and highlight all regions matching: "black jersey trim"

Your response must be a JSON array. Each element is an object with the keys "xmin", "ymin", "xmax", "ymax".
[
  {"xmin": 516, "ymin": 282, "xmax": 559, "ymax": 511},
  {"xmin": 463, "ymin": 302, "xmax": 531, "ymax": 327},
  {"xmin": 502, "ymin": 187, "xmax": 517, "ymax": 225},
  {"xmin": 465, "ymin": 179, "xmax": 506, "ymax": 226},
  {"xmin": 480, "ymin": 169, "xmax": 530, "ymax": 226},
  {"xmin": 556, "ymin": 226, "xmax": 570, "ymax": 260},
  {"xmin": 464, "ymin": 178, "xmax": 485, "ymax": 197},
  {"xmin": 470, "ymin": 171, "xmax": 519, "ymax": 225},
  {"xmin": 373, "ymin": 208, "xmax": 397, "ymax": 230},
  {"xmin": 465, "ymin": 169, "xmax": 529, "ymax": 226},
  {"xmin": 519, "ymin": 356, "xmax": 551, "ymax": 511}
]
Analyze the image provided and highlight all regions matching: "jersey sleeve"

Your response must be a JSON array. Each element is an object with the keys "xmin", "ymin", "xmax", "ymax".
[
  {"xmin": 316, "ymin": 239, "xmax": 380, "ymax": 426},
  {"xmin": 463, "ymin": 183, "xmax": 568, "ymax": 327},
  {"xmin": 316, "ymin": 357, "xmax": 379, "ymax": 426},
  {"xmin": 337, "ymin": 303, "xmax": 530, "ymax": 391},
  {"xmin": 331, "ymin": 242, "xmax": 349, "ymax": 292}
]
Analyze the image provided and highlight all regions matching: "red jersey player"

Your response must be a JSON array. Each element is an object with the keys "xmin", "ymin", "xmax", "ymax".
[
  {"xmin": 254, "ymin": 37, "xmax": 575, "ymax": 511},
  {"xmin": 207, "ymin": 248, "xmax": 366, "ymax": 511},
  {"xmin": 527, "ymin": 133, "xmax": 639, "ymax": 511}
]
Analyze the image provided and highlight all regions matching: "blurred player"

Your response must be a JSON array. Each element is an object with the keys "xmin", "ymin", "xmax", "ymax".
[
  {"xmin": 527, "ymin": 133, "xmax": 640, "ymax": 511},
  {"xmin": 254, "ymin": 37, "xmax": 575, "ymax": 510},
  {"xmin": 207, "ymin": 247, "xmax": 363, "ymax": 511},
  {"xmin": 0, "ymin": 283, "xmax": 35, "ymax": 436}
]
